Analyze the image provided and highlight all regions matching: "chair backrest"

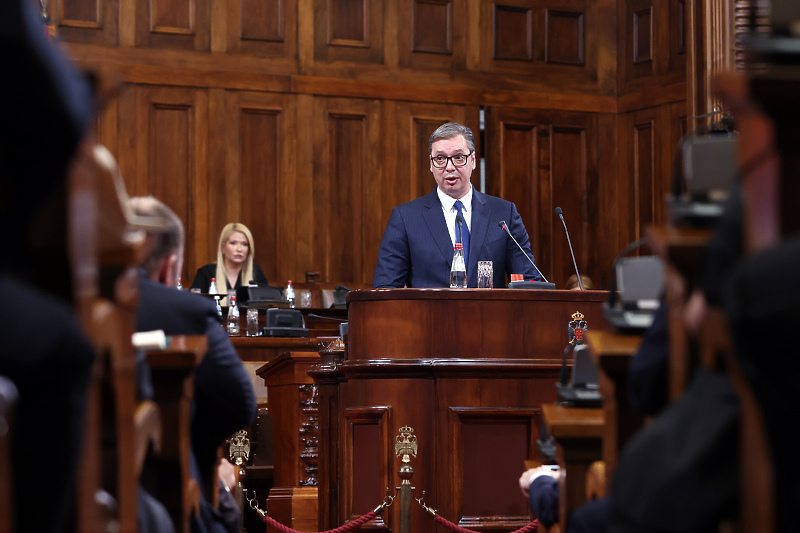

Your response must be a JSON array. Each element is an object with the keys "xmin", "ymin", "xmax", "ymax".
[
  {"xmin": 0, "ymin": 376, "xmax": 18, "ymax": 533},
  {"xmin": 69, "ymin": 142, "xmax": 162, "ymax": 533}
]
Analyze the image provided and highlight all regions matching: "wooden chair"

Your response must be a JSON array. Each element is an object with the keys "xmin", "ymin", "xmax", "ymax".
[
  {"xmin": 69, "ymin": 141, "xmax": 161, "ymax": 533},
  {"xmin": 69, "ymin": 142, "xmax": 201, "ymax": 533},
  {"xmin": 0, "ymin": 376, "xmax": 18, "ymax": 533}
]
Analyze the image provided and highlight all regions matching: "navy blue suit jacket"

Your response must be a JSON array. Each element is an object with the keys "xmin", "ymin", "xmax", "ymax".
[
  {"xmin": 372, "ymin": 188, "xmax": 542, "ymax": 288},
  {"xmin": 136, "ymin": 273, "xmax": 257, "ymax": 533}
]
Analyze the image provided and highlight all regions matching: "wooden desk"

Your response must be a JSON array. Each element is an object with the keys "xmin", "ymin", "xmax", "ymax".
[
  {"xmin": 585, "ymin": 330, "xmax": 643, "ymax": 479},
  {"xmin": 541, "ymin": 404, "xmax": 604, "ymax": 532}
]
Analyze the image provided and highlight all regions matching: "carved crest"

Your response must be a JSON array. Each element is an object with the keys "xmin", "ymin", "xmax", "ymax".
[
  {"xmin": 395, "ymin": 426, "xmax": 418, "ymax": 463},
  {"xmin": 568, "ymin": 311, "xmax": 588, "ymax": 344},
  {"xmin": 229, "ymin": 429, "xmax": 251, "ymax": 466}
]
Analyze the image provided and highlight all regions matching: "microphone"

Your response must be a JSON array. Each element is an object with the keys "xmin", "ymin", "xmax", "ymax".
[
  {"xmin": 555, "ymin": 207, "xmax": 584, "ymax": 290},
  {"xmin": 560, "ymin": 342, "xmax": 574, "ymax": 386},
  {"xmin": 497, "ymin": 220, "xmax": 550, "ymax": 283},
  {"xmin": 456, "ymin": 214, "xmax": 464, "ymax": 244}
]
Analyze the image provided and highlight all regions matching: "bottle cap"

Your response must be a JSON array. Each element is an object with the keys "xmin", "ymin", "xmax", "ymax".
[
  {"xmin": 211, "ymin": 277, "xmax": 216, "ymax": 281},
  {"xmin": 454, "ymin": 243, "xmax": 463, "ymax": 250}
]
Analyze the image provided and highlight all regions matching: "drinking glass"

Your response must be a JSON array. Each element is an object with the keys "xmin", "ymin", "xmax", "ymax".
[
  {"xmin": 477, "ymin": 261, "xmax": 494, "ymax": 288},
  {"xmin": 300, "ymin": 290, "xmax": 312, "ymax": 308},
  {"xmin": 246, "ymin": 308, "xmax": 259, "ymax": 337}
]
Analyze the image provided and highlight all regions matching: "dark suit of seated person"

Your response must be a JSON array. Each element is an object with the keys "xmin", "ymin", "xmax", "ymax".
[
  {"xmin": 131, "ymin": 197, "xmax": 258, "ymax": 533},
  {"xmin": 372, "ymin": 122, "xmax": 542, "ymax": 289},
  {"xmin": 189, "ymin": 222, "xmax": 268, "ymax": 297}
]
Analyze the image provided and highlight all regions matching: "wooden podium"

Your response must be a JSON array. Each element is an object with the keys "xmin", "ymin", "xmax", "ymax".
[{"xmin": 313, "ymin": 288, "xmax": 608, "ymax": 533}]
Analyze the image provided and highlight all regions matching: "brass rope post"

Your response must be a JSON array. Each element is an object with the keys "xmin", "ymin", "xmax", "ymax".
[{"xmin": 394, "ymin": 426, "xmax": 417, "ymax": 533}]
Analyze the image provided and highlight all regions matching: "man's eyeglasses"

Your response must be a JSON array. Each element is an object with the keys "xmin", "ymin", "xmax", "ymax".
[{"xmin": 430, "ymin": 152, "xmax": 473, "ymax": 168}]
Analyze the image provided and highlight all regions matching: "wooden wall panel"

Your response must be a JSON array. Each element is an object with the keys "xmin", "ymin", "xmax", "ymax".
[
  {"xmin": 545, "ymin": 9, "xmax": 585, "ymax": 65},
  {"xmin": 54, "ymin": 0, "xmax": 118, "ymax": 44},
  {"xmin": 313, "ymin": 0, "xmax": 384, "ymax": 64},
  {"xmin": 478, "ymin": 0, "xmax": 596, "ymax": 86},
  {"xmin": 485, "ymin": 107, "xmax": 598, "ymax": 289},
  {"xmin": 625, "ymin": 107, "xmax": 658, "ymax": 242},
  {"xmin": 211, "ymin": 91, "xmax": 297, "ymax": 285},
  {"xmin": 118, "ymin": 85, "xmax": 209, "ymax": 285},
  {"xmin": 398, "ymin": 0, "xmax": 468, "ymax": 70},
  {"xmin": 493, "ymin": 4, "xmax": 533, "ymax": 61},
  {"xmin": 456, "ymin": 412, "xmax": 535, "ymax": 525},
  {"xmin": 341, "ymin": 407, "xmax": 391, "ymax": 527},
  {"xmin": 227, "ymin": 0, "xmax": 297, "ymax": 60},
  {"xmin": 135, "ymin": 0, "xmax": 210, "ymax": 50},
  {"xmin": 312, "ymin": 98, "xmax": 382, "ymax": 285}
]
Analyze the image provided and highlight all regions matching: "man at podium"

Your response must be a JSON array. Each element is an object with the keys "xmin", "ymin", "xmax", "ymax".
[{"xmin": 372, "ymin": 122, "xmax": 541, "ymax": 288}]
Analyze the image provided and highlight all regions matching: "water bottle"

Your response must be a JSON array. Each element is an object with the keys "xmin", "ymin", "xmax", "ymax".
[
  {"xmin": 176, "ymin": 276, "xmax": 184, "ymax": 291},
  {"xmin": 227, "ymin": 295, "xmax": 240, "ymax": 335},
  {"xmin": 208, "ymin": 277, "xmax": 219, "ymax": 295},
  {"xmin": 285, "ymin": 280, "xmax": 296, "ymax": 308},
  {"xmin": 450, "ymin": 243, "xmax": 467, "ymax": 288},
  {"xmin": 214, "ymin": 297, "xmax": 224, "ymax": 324}
]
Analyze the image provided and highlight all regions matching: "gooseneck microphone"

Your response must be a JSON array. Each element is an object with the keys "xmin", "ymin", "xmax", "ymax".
[
  {"xmin": 456, "ymin": 214, "xmax": 464, "ymax": 244},
  {"xmin": 555, "ymin": 207, "xmax": 584, "ymax": 290},
  {"xmin": 497, "ymin": 220, "xmax": 550, "ymax": 283}
]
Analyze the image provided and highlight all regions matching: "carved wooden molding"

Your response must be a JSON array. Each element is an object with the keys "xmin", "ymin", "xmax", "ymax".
[{"xmin": 298, "ymin": 384, "xmax": 319, "ymax": 486}]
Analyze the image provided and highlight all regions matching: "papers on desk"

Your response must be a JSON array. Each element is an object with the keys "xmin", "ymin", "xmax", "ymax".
[{"xmin": 132, "ymin": 330, "xmax": 169, "ymax": 350}]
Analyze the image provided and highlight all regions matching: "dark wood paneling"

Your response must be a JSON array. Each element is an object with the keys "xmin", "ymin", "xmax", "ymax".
[
  {"xmin": 53, "ymin": 0, "xmax": 118, "ymax": 45},
  {"xmin": 313, "ymin": 0, "xmax": 384, "ymax": 63},
  {"xmin": 228, "ymin": 0, "xmax": 297, "ymax": 60},
  {"xmin": 399, "ymin": 0, "xmax": 467, "ymax": 70},
  {"xmin": 545, "ymin": 9, "xmax": 585, "ymax": 65},
  {"xmin": 485, "ymin": 107, "xmax": 598, "ymax": 289},
  {"xmin": 633, "ymin": 7, "xmax": 653, "ymax": 65},
  {"xmin": 135, "ymin": 0, "xmax": 210, "ymax": 50},
  {"xmin": 626, "ymin": 107, "xmax": 659, "ymax": 242},
  {"xmin": 457, "ymin": 412, "xmax": 535, "ymax": 521},
  {"xmin": 341, "ymin": 406, "xmax": 391, "ymax": 528},
  {"xmin": 493, "ymin": 4, "xmax": 533, "ymax": 61},
  {"xmin": 120, "ymin": 85, "xmax": 209, "ymax": 286},
  {"xmin": 412, "ymin": 0, "xmax": 452, "ymax": 53},
  {"xmin": 312, "ymin": 98, "xmax": 382, "ymax": 285}
]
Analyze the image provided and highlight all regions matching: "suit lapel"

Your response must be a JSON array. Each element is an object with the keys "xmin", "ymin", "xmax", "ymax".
[
  {"xmin": 468, "ymin": 190, "xmax": 489, "ymax": 286},
  {"xmin": 422, "ymin": 189, "xmax": 455, "ymax": 268}
]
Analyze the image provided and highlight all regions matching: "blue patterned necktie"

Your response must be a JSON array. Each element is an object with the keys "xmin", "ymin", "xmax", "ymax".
[{"xmin": 454, "ymin": 199, "xmax": 469, "ymax": 266}]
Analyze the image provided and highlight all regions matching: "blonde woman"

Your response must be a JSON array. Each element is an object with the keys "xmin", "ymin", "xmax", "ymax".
[{"xmin": 190, "ymin": 223, "xmax": 268, "ymax": 295}]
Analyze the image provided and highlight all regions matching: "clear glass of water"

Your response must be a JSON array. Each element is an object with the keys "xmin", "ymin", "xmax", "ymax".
[
  {"xmin": 246, "ymin": 308, "xmax": 259, "ymax": 337},
  {"xmin": 300, "ymin": 290, "xmax": 312, "ymax": 308},
  {"xmin": 477, "ymin": 261, "xmax": 494, "ymax": 288}
]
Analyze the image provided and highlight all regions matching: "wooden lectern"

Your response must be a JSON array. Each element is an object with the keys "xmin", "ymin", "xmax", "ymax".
[{"xmin": 314, "ymin": 288, "xmax": 607, "ymax": 533}]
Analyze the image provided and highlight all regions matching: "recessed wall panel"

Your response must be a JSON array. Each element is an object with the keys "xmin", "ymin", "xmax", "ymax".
[
  {"xmin": 493, "ymin": 4, "xmax": 533, "ymax": 61},
  {"xmin": 241, "ymin": 0, "xmax": 283, "ymax": 41},
  {"xmin": 240, "ymin": 109, "xmax": 280, "ymax": 282},
  {"xmin": 413, "ymin": 0, "xmax": 452, "ymax": 54},
  {"xmin": 150, "ymin": 0, "xmax": 194, "ymax": 34},
  {"xmin": 545, "ymin": 9, "xmax": 584, "ymax": 65}
]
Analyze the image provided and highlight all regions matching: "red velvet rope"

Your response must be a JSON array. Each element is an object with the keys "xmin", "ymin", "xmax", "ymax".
[
  {"xmin": 432, "ymin": 513, "xmax": 539, "ymax": 533},
  {"xmin": 260, "ymin": 510, "xmax": 378, "ymax": 533}
]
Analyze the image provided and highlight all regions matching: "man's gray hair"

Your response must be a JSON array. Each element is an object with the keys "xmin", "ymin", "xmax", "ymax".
[
  {"xmin": 429, "ymin": 122, "xmax": 476, "ymax": 154},
  {"xmin": 129, "ymin": 196, "xmax": 184, "ymax": 276}
]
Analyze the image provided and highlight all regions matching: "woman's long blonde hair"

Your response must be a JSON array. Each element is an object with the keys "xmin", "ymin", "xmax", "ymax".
[{"xmin": 215, "ymin": 222, "xmax": 256, "ymax": 293}]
